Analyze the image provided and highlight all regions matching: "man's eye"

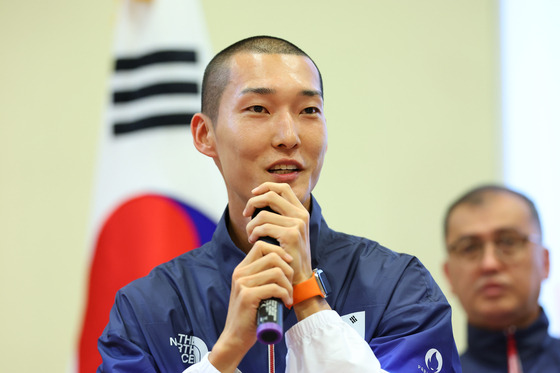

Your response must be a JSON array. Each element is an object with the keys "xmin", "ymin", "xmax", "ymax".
[
  {"xmin": 302, "ymin": 107, "xmax": 319, "ymax": 114},
  {"xmin": 495, "ymin": 234, "xmax": 523, "ymax": 249},
  {"xmin": 453, "ymin": 240, "xmax": 482, "ymax": 257},
  {"xmin": 462, "ymin": 244, "xmax": 480, "ymax": 255},
  {"xmin": 496, "ymin": 236, "xmax": 517, "ymax": 247},
  {"xmin": 249, "ymin": 105, "xmax": 268, "ymax": 113}
]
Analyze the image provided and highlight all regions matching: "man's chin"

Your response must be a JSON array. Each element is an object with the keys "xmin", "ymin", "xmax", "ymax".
[
  {"xmin": 472, "ymin": 306, "xmax": 517, "ymax": 330},
  {"xmin": 288, "ymin": 185, "xmax": 312, "ymax": 208}
]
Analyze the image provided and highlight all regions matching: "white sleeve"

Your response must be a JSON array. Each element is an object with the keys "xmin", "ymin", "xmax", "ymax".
[
  {"xmin": 285, "ymin": 310, "xmax": 389, "ymax": 373},
  {"xmin": 181, "ymin": 352, "xmax": 242, "ymax": 373}
]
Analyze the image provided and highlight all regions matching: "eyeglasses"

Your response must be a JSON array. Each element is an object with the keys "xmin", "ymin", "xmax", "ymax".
[{"xmin": 448, "ymin": 229, "xmax": 540, "ymax": 262}]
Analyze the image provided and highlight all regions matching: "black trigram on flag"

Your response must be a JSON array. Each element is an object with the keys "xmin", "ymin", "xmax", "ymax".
[{"xmin": 111, "ymin": 50, "xmax": 200, "ymax": 135}]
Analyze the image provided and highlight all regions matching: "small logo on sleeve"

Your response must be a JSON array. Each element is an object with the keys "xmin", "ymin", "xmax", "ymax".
[
  {"xmin": 341, "ymin": 311, "xmax": 365, "ymax": 338},
  {"xmin": 418, "ymin": 348, "xmax": 443, "ymax": 373},
  {"xmin": 169, "ymin": 334, "xmax": 208, "ymax": 365}
]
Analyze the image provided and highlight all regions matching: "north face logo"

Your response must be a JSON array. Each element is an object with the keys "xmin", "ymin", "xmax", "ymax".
[{"xmin": 170, "ymin": 334, "xmax": 208, "ymax": 364}]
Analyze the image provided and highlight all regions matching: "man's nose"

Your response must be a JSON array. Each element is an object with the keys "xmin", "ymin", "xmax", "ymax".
[
  {"xmin": 272, "ymin": 112, "xmax": 300, "ymax": 149},
  {"xmin": 479, "ymin": 242, "xmax": 504, "ymax": 271}
]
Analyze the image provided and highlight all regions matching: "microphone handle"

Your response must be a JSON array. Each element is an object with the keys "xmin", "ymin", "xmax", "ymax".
[{"xmin": 252, "ymin": 208, "xmax": 283, "ymax": 345}]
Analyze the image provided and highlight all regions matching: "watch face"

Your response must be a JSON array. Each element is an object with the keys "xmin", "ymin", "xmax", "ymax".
[{"xmin": 315, "ymin": 269, "xmax": 331, "ymax": 297}]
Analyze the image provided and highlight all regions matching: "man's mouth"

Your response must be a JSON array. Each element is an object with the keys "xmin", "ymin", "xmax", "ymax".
[
  {"xmin": 478, "ymin": 280, "xmax": 507, "ymax": 298},
  {"xmin": 268, "ymin": 164, "xmax": 299, "ymax": 174}
]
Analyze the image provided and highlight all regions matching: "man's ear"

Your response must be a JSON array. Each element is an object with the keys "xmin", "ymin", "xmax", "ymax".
[
  {"xmin": 443, "ymin": 260, "xmax": 455, "ymax": 294},
  {"xmin": 542, "ymin": 247, "xmax": 550, "ymax": 280},
  {"xmin": 191, "ymin": 113, "xmax": 217, "ymax": 158}
]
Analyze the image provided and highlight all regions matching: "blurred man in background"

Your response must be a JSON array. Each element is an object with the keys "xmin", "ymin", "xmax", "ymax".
[{"xmin": 443, "ymin": 184, "xmax": 560, "ymax": 372}]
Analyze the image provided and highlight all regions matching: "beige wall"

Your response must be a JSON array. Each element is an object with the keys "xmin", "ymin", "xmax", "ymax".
[{"xmin": 0, "ymin": 0, "xmax": 500, "ymax": 370}]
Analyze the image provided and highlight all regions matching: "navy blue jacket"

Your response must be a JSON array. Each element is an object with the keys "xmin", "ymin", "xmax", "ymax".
[
  {"xmin": 98, "ymin": 197, "xmax": 461, "ymax": 372},
  {"xmin": 461, "ymin": 310, "xmax": 560, "ymax": 372}
]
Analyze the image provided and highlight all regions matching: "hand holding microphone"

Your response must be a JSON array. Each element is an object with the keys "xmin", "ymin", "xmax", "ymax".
[
  {"xmin": 252, "ymin": 206, "xmax": 284, "ymax": 345},
  {"xmin": 246, "ymin": 182, "xmax": 315, "ymax": 344}
]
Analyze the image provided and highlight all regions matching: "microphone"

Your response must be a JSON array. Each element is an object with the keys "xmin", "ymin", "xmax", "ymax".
[{"xmin": 252, "ymin": 207, "xmax": 283, "ymax": 345}]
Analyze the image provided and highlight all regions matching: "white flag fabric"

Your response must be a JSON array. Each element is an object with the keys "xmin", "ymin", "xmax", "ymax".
[{"xmin": 76, "ymin": 0, "xmax": 225, "ymax": 371}]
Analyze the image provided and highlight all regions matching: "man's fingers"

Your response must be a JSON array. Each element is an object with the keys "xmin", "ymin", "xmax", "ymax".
[
  {"xmin": 234, "ymin": 268, "xmax": 293, "ymax": 307},
  {"xmin": 241, "ymin": 241, "xmax": 293, "ymax": 265},
  {"xmin": 233, "ymin": 246, "xmax": 294, "ymax": 307},
  {"xmin": 244, "ymin": 183, "xmax": 303, "ymax": 218}
]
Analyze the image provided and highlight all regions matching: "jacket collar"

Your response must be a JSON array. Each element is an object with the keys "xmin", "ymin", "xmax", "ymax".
[{"xmin": 466, "ymin": 308, "xmax": 552, "ymax": 365}]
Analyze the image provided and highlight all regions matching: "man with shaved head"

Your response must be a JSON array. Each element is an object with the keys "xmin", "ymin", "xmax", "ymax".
[{"xmin": 98, "ymin": 35, "xmax": 461, "ymax": 373}]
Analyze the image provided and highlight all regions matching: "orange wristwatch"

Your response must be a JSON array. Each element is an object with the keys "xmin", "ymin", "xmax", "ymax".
[{"xmin": 292, "ymin": 269, "xmax": 331, "ymax": 305}]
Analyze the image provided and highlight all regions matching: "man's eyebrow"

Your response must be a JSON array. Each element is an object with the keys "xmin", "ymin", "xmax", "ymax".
[
  {"xmin": 301, "ymin": 89, "xmax": 322, "ymax": 97},
  {"xmin": 240, "ymin": 87, "xmax": 323, "ymax": 97},
  {"xmin": 240, "ymin": 87, "xmax": 276, "ymax": 95}
]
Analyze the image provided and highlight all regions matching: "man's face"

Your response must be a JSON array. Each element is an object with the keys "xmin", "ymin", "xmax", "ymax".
[
  {"xmin": 209, "ymin": 52, "xmax": 327, "ymax": 211},
  {"xmin": 444, "ymin": 192, "xmax": 549, "ymax": 330}
]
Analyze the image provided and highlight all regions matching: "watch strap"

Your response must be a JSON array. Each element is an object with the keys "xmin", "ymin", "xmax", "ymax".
[{"xmin": 292, "ymin": 269, "xmax": 326, "ymax": 305}]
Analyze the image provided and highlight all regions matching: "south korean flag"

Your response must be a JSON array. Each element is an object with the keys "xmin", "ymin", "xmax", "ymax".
[{"xmin": 74, "ymin": 0, "xmax": 226, "ymax": 371}]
